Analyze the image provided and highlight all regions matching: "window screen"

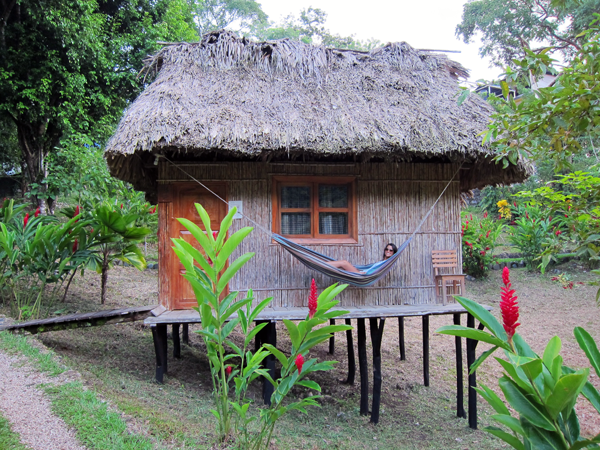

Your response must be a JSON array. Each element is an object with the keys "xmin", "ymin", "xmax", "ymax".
[
  {"xmin": 319, "ymin": 212, "xmax": 348, "ymax": 235},
  {"xmin": 319, "ymin": 185, "xmax": 348, "ymax": 208},
  {"xmin": 281, "ymin": 186, "xmax": 311, "ymax": 208},
  {"xmin": 281, "ymin": 213, "xmax": 311, "ymax": 235}
]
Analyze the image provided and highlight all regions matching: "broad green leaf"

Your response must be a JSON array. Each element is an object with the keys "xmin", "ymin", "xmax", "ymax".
[
  {"xmin": 248, "ymin": 296, "xmax": 274, "ymax": 322},
  {"xmin": 262, "ymin": 344, "xmax": 289, "ymax": 370},
  {"xmin": 213, "ymin": 226, "xmax": 253, "ymax": 272},
  {"xmin": 521, "ymin": 419, "xmax": 568, "ymax": 450},
  {"xmin": 221, "ymin": 297, "xmax": 253, "ymax": 322},
  {"xmin": 469, "ymin": 346, "xmax": 499, "ymax": 375},
  {"xmin": 177, "ymin": 218, "xmax": 215, "ymax": 261},
  {"xmin": 499, "ymin": 377, "xmax": 556, "ymax": 431},
  {"xmin": 546, "ymin": 370, "xmax": 589, "ymax": 419},
  {"xmin": 217, "ymin": 252, "xmax": 254, "ymax": 293},
  {"xmin": 437, "ymin": 325, "xmax": 510, "ymax": 350},
  {"xmin": 484, "ymin": 426, "xmax": 525, "ymax": 450},
  {"xmin": 475, "ymin": 383, "xmax": 510, "ymax": 415},
  {"xmin": 215, "ymin": 207, "xmax": 236, "ymax": 251},
  {"xmin": 244, "ymin": 322, "xmax": 267, "ymax": 348},
  {"xmin": 574, "ymin": 327, "xmax": 600, "ymax": 378},
  {"xmin": 453, "ymin": 296, "xmax": 508, "ymax": 341},
  {"xmin": 491, "ymin": 414, "xmax": 525, "ymax": 435},
  {"xmin": 296, "ymin": 380, "xmax": 321, "ymax": 391},
  {"xmin": 283, "ymin": 319, "xmax": 301, "ymax": 350},
  {"xmin": 543, "ymin": 336, "xmax": 562, "ymax": 370}
]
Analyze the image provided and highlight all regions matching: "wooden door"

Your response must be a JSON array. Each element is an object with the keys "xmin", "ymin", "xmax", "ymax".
[{"xmin": 171, "ymin": 183, "xmax": 227, "ymax": 309}]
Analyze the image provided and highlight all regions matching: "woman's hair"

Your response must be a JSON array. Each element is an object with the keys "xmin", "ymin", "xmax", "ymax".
[{"xmin": 383, "ymin": 243, "xmax": 398, "ymax": 259}]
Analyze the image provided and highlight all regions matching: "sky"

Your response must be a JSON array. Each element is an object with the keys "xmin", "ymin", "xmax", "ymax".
[{"xmin": 257, "ymin": 0, "xmax": 503, "ymax": 84}]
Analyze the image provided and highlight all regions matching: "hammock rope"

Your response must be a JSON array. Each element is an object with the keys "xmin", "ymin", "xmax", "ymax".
[{"xmin": 161, "ymin": 155, "xmax": 462, "ymax": 286}]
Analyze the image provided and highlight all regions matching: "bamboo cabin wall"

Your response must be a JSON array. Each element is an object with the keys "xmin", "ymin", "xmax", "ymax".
[{"xmin": 157, "ymin": 162, "xmax": 462, "ymax": 309}]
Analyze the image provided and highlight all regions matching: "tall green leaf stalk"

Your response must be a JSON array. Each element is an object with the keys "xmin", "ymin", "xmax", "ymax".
[
  {"xmin": 436, "ymin": 274, "xmax": 600, "ymax": 449},
  {"xmin": 172, "ymin": 204, "xmax": 351, "ymax": 448}
]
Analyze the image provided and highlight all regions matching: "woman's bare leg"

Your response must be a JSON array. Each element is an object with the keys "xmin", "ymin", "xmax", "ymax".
[{"xmin": 327, "ymin": 260, "xmax": 362, "ymax": 273}]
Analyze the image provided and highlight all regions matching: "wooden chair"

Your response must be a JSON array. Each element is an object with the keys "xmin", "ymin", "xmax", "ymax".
[{"xmin": 432, "ymin": 250, "xmax": 466, "ymax": 305}]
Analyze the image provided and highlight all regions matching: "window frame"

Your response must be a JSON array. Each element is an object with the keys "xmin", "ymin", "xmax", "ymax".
[{"xmin": 271, "ymin": 176, "xmax": 358, "ymax": 244}]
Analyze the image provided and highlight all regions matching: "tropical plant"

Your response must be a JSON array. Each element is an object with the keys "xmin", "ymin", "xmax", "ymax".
[
  {"xmin": 62, "ymin": 203, "xmax": 151, "ymax": 305},
  {"xmin": 172, "ymin": 204, "xmax": 352, "ymax": 448},
  {"xmin": 461, "ymin": 211, "xmax": 505, "ymax": 278},
  {"xmin": 437, "ymin": 267, "xmax": 600, "ymax": 449},
  {"xmin": 0, "ymin": 199, "xmax": 92, "ymax": 318}
]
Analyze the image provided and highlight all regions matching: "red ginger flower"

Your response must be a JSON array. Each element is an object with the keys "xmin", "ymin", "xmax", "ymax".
[
  {"xmin": 500, "ymin": 267, "xmax": 520, "ymax": 340},
  {"xmin": 483, "ymin": 211, "xmax": 488, "ymax": 218},
  {"xmin": 295, "ymin": 354, "xmax": 304, "ymax": 373},
  {"xmin": 120, "ymin": 203, "xmax": 123, "ymax": 209},
  {"xmin": 23, "ymin": 213, "xmax": 29, "ymax": 228},
  {"xmin": 465, "ymin": 241, "xmax": 473, "ymax": 248},
  {"xmin": 486, "ymin": 230, "xmax": 491, "ymax": 238},
  {"xmin": 34, "ymin": 207, "xmax": 40, "ymax": 218},
  {"xmin": 308, "ymin": 278, "xmax": 318, "ymax": 319},
  {"xmin": 72, "ymin": 239, "xmax": 78, "ymax": 253},
  {"xmin": 212, "ymin": 231, "xmax": 218, "ymax": 240},
  {"xmin": 74, "ymin": 205, "xmax": 80, "ymax": 217},
  {"xmin": 225, "ymin": 366, "xmax": 232, "ymax": 377}
]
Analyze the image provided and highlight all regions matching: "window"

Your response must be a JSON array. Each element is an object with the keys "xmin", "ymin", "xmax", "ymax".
[{"xmin": 272, "ymin": 177, "xmax": 357, "ymax": 243}]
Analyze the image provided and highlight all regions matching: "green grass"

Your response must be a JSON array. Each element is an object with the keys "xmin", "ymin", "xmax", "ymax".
[
  {"xmin": 0, "ymin": 331, "xmax": 65, "ymax": 376},
  {"xmin": 43, "ymin": 382, "xmax": 155, "ymax": 450},
  {"xmin": 0, "ymin": 332, "xmax": 158, "ymax": 449},
  {"xmin": 0, "ymin": 414, "xmax": 28, "ymax": 450}
]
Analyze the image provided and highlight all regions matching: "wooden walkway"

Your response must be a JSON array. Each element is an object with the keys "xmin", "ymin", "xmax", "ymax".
[{"xmin": 0, "ymin": 305, "xmax": 157, "ymax": 334}]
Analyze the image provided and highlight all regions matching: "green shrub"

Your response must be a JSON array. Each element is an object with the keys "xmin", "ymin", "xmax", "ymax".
[{"xmin": 461, "ymin": 211, "xmax": 504, "ymax": 278}]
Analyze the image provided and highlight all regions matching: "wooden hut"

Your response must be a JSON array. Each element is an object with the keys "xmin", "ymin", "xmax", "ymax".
[{"xmin": 104, "ymin": 30, "xmax": 529, "ymax": 425}]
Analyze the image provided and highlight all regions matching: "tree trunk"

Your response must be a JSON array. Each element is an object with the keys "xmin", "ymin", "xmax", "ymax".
[{"xmin": 101, "ymin": 250, "xmax": 109, "ymax": 304}]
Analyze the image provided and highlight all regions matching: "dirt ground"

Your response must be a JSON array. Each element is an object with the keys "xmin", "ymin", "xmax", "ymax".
[{"xmin": 5, "ymin": 259, "xmax": 600, "ymax": 448}]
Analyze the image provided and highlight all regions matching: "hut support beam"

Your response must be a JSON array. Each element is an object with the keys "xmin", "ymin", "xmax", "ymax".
[
  {"xmin": 344, "ymin": 318, "xmax": 355, "ymax": 385},
  {"xmin": 173, "ymin": 324, "xmax": 181, "ymax": 358},
  {"xmin": 466, "ymin": 313, "xmax": 484, "ymax": 429},
  {"xmin": 152, "ymin": 324, "xmax": 168, "ymax": 383},
  {"xmin": 454, "ymin": 313, "xmax": 466, "ymax": 419},
  {"xmin": 182, "ymin": 324, "xmax": 189, "ymax": 345},
  {"xmin": 357, "ymin": 318, "xmax": 369, "ymax": 415},
  {"xmin": 260, "ymin": 321, "xmax": 277, "ymax": 406},
  {"xmin": 370, "ymin": 318, "xmax": 385, "ymax": 424},
  {"xmin": 329, "ymin": 319, "xmax": 335, "ymax": 355},
  {"xmin": 398, "ymin": 316, "xmax": 406, "ymax": 361},
  {"xmin": 423, "ymin": 315, "xmax": 430, "ymax": 387}
]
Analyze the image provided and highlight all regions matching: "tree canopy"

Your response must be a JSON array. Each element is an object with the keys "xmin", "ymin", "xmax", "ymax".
[
  {"xmin": 0, "ymin": 0, "xmax": 195, "ymax": 210},
  {"xmin": 456, "ymin": 0, "xmax": 600, "ymax": 67}
]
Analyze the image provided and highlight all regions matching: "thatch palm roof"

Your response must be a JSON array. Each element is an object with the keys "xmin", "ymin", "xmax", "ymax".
[{"xmin": 105, "ymin": 30, "xmax": 530, "ymax": 196}]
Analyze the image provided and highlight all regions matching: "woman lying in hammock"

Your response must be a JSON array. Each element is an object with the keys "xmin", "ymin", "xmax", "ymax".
[{"xmin": 326, "ymin": 243, "xmax": 398, "ymax": 274}]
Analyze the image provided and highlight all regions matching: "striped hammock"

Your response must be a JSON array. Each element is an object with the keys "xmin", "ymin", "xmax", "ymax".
[{"xmin": 272, "ymin": 234, "xmax": 412, "ymax": 287}]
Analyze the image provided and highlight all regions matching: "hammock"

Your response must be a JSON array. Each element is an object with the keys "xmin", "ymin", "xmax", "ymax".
[{"xmin": 272, "ymin": 234, "xmax": 412, "ymax": 287}]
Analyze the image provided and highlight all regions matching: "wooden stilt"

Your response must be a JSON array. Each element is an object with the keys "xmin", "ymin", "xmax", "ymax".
[
  {"xmin": 173, "ymin": 324, "xmax": 181, "ymax": 359},
  {"xmin": 453, "ymin": 313, "xmax": 466, "ymax": 419},
  {"xmin": 398, "ymin": 316, "xmax": 406, "ymax": 361},
  {"xmin": 344, "ymin": 318, "xmax": 355, "ymax": 385},
  {"xmin": 182, "ymin": 323, "xmax": 189, "ymax": 345},
  {"xmin": 255, "ymin": 320, "xmax": 266, "ymax": 352},
  {"xmin": 152, "ymin": 324, "xmax": 168, "ymax": 383},
  {"xmin": 370, "ymin": 318, "xmax": 385, "ymax": 424},
  {"xmin": 329, "ymin": 319, "xmax": 335, "ymax": 355},
  {"xmin": 467, "ymin": 313, "xmax": 477, "ymax": 429},
  {"xmin": 262, "ymin": 321, "xmax": 277, "ymax": 406},
  {"xmin": 422, "ymin": 315, "xmax": 430, "ymax": 387},
  {"xmin": 357, "ymin": 318, "xmax": 369, "ymax": 415}
]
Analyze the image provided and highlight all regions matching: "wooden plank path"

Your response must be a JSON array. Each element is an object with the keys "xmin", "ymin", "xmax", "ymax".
[
  {"xmin": 144, "ymin": 303, "xmax": 480, "ymax": 324},
  {"xmin": 0, "ymin": 305, "xmax": 157, "ymax": 334}
]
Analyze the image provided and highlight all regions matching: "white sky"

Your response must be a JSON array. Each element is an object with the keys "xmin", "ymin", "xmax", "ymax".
[{"xmin": 258, "ymin": 0, "xmax": 504, "ymax": 84}]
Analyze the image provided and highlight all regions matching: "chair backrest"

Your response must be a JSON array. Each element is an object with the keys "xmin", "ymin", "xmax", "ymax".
[{"xmin": 432, "ymin": 250, "xmax": 460, "ymax": 276}]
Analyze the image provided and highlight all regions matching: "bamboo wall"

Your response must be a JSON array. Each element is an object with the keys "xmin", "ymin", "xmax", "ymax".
[{"xmin": 158, "ymin": 161, "xmax": 462, "ymax": 309}]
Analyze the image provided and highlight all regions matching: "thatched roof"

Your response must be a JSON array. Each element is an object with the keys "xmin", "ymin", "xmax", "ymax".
[{"xmin": 105, "ymin": 30, "xmax": 530, "ymax": 196}]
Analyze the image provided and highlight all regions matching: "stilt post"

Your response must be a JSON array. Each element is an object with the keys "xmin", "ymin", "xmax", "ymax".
[
  {"xmin": 453, "ymin": 313, "xmax": 466, "ymax": 419},
  {"xmin": 370, "ymin": 318, "xmax": 385, "ymax": 424},
  {"xmin": 422, "ymin": 315, "xmax": 430, "ymax": 387},
  {"xmin": 467, "ymin": 313, "xmax": 477, "ymax": 429},
  {"xmin": 173, "ymin": 324, "xmax": 181, "ymax": 359},
  {"xmin": 357, "ymin": 318, "xmax": 369, "ymax": 415},
  {"xmin": 398, "ymin": 316, "xmax": 406, "ymax": 361},
  {"xmin": 329, "ymin": 319, "xmax": 335, "ymax": 355},
  {"xmin": 344, "ymin": 318, "xmax": 355, "ymax": 385}
]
